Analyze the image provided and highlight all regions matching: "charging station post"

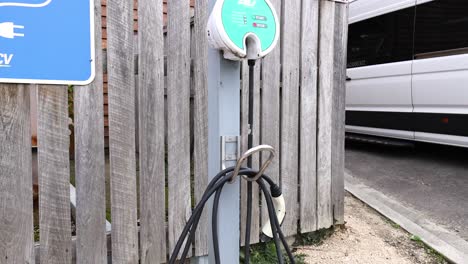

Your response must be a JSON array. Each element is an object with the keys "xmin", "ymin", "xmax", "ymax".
[
  {"xmin": 205, "ymin": 0, "xmax": 242, "ymax": 262},
  {"xmin": 206, "ymin": 2, "xmax": 243, "ymax": 264},
  {"xmin": 206, "ymin": 50, "xmax": 241, "ymax": 263},
  {"xmin": 195, "ymin": 0, "xmax": 280, "ymax": 263}
]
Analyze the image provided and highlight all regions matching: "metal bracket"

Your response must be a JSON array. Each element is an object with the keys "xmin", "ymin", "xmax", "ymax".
[
  {"xmin": 229, "ymin": 145, "xmax": 276, "ymax": 183},
  {"xmin": 221, "ymin": 136, "xmax": 240, "ymax": 170}
]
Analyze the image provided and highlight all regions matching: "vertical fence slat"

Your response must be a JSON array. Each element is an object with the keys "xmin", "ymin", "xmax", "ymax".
[
  {"xmin": 138, "ymin": 0, "xmax": 166, "ymax": 262},
  {"xmin": 281, "ymin": 0, "xmax": 301, "ymax": 236},
  {"xmin": 0, "ymin": 84, "xmax": 34, "ymax": 264},
  {"xmin": 299, "ymin": 0, "xmax": 319, "ymax": 233},
  {"xmin": 167, "ymin": 0, "xmax": 192, "ymax": 257},
  {"xmin": 241, "ymin": 62, "xmax": 249, "ymax": 172},
  {"xmin": 134, "ymin": 36, "xmax": 140, "ymax": 154},
  {"xmin": 240, "ymin": 61, "xmax": 249, "ymax": 244},
  {"xmin": 260, "ymin": 0, "xmax": 281, "ymax": 224},
  {"xmin": 252, "ymin": 63, "xmax": 261, "ymax": 243},
  {"xmin": 38, "ymin": 86, "xmax": 72, "ymax": 264},
  {"xmin": 74, "ymin": 0, "xmax": 106, "ymax": 262},
  {"xmin": 193, "ymin": 0, "xmax": 209, "ymax": 256},
  {"xmin": 317, "ymin": 0, "xmax": 336, "ymax": 229},
  {"xmin": 331, "ymin": 2, "xmax": 348, "ymax": 225},
  {"xmin": 107, "ymin": 0, "xmax": 139, "ymax": 261},
  {"xmin": 240, "ymin": 61, "xmax": 261, "ymax": 245}
]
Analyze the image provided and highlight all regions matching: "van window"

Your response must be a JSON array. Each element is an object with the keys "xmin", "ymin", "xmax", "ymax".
[
  {"xmin": 414, "ymin": 0, "xmax": 468, "ymax": 59},
  {"xmin": 347, "ymin": 7, "xmax": 415, "ymax": 68}
]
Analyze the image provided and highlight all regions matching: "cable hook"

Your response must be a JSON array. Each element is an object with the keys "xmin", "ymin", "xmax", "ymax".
[{"xmin": 229, "ymin": 145, "xmax": 275, "ymax": 183}]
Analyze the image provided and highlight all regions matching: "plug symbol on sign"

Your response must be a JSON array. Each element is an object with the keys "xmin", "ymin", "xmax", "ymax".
[
  {"xmin": 0, "ymin": 0, "xmax": 51, "ymax": 7},
  {"xmin": 0, "ymin": 22, "xmax": 24, "ymax": 38}
]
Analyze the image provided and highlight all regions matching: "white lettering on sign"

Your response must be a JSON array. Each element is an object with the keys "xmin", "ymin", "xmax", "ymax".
[
  {"xmin": 0, "ymin": 53, "xmax": 14, "ymax": 67},
  {"xmin": 238, "ymin": 0, "xmax": 256, "ymax": 7}
]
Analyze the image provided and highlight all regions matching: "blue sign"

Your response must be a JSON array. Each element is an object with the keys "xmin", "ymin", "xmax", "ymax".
[{"xmin": 0, "ymin": 0, "xmax": 95, "ymax": 85}]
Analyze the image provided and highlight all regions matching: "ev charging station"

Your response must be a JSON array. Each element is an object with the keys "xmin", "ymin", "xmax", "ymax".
[
  {"xmin": 169, "ymin": 1, "xmax": 287, "ymax": 263},
  {"xmin": 207, "ymin": 0, "xmax": 280, "ymax": 263},
  {"xmin": 206, "ymin": 0, "xmax": 279, "ymax": 263}
]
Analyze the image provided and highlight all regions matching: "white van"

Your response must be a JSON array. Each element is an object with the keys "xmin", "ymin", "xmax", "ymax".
[{"xmin": 346, "ymin": 0, "xmax": 468, "ymax": 147}]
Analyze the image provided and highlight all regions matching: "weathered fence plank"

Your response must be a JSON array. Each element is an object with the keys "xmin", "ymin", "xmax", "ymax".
[
  {"xmin": 240, "ymin": 61, "xmax": 249, "ymax": 245},
  {"xmin": 260, "ymin": 0, "xmax": 281, "ymax": 224},
  {"xmin": 193, "ymin": 0, "xmax": 210, "ymax": 256},
  {"xmin": 38, "ymin": 86, "xmax": 72, "ymax": 264},
  {"xmin": 107, "ymin": 0, "xmax": 139, "ymax": 262},
  {"xmin": 134, "ymin": 35, "xmax": 140, "ymax": 154},
  {"xmin": 167, "ymin": 0, "xmax": 192, "ymax": 257},
  {"xmin": 241, "ymin": 62, "xmax": 249, "ymax": 172},
  {"xmin": 0, "ymin": 84, "xmax": 34, "ymax": 264},
  {"xmin": 74, "ymin": 0, "xmax": 107, "ymax": 262},
  {"xmin": 138, "ymin": 0, "xmax": 167, "ymax": 262},
  {"xmin": 240, "ymin": 61, "xmax": 261, "ymax": 245},
  {"xmin": 299, "ymin": 0, "xmax": 319, "ymax": 233},
  {"xmin": 252, "ymin": 62, "xmax": 261, "ymax": 243},
  {"xmin": 317, "ymin": 0, "xmax": 336, "ymax": 229},
  {"xmin": 280, "ymin": 0, "xmax": 301, "ymax": 236},
  {"xmin": 331, "ymin": 2, "xmax": 348, "ymax": 225}
]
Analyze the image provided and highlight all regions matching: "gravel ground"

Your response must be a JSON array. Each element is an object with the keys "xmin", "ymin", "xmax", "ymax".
[{"xmin": 296, "ymin": 194, "xmax": 448, "ymax": 264}]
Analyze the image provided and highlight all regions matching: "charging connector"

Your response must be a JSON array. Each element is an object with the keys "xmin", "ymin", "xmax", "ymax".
[{"xmin": 0, "ymin": 22, "xmax": 25, "ymax": 39}]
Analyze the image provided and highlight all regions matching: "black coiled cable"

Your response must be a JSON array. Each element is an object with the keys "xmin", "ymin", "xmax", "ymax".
[{"xmin": 168, "ymin": 166, "xmax": 295, "ymax": 264}]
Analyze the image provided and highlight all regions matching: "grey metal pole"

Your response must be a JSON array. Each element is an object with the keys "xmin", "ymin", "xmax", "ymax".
[
  {"xmin": 205, "ymin": 48, "xmax": 241, "ymax": 264},
  {"xmin": 197, "ymin": 1, "xmax": 241, "ymax": 263},
  {"xmin": 208, "ymin": 55, "xmax": 241, "ymax": 264}
]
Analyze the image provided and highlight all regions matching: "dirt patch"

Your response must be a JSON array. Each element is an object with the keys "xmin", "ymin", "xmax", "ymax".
[{"xmin": 296, "ymin": 194, "xmax": 447, "ymax": 264}]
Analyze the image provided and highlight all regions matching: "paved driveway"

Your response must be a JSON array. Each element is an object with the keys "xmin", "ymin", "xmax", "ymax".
[{"xmin": 345, "ymin": 140, "xmax": 468, "ymax": 241}]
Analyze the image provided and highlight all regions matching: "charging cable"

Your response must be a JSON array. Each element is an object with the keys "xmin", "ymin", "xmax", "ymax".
[
  {"xmin": 169, "ymin": 59, "xmax": 292, "ymax": 263},
  {"xmin": 168, "ymin": 166, "xmax": 294, "ymax": 264},
  {"xmin": 0, "ymin": 22, "xmax": 24, "ymax": 39}
]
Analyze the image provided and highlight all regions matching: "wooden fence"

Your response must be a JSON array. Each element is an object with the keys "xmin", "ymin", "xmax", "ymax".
[{"xmin": 0, "ymin": 0, "xmax": 348, "ymax": 263}]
